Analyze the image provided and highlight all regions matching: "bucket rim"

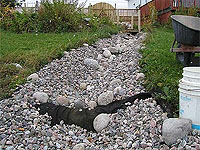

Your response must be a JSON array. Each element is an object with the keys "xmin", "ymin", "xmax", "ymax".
[
  {"xmin": 183, "ymin": 67, "xmax": 200, "ymax": 73},
  {"xmin": 179, "ymin": 88, "xmax": 200, "ymax": 96},
  {"xmin": 180, "ymin": 79, "xmax": 200, "ymax": 87}
]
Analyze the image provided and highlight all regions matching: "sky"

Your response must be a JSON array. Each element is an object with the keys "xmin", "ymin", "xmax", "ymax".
[{"xmin": 23, "ymin": 0, "xmax": 129, "ymax": 8}]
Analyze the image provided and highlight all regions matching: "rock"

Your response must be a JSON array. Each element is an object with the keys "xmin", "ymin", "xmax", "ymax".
[
  {"xmin": 136, "ymin": 73, "xmax": 145, "ymax": 80},
  {"xmin": 103, "ymin": 50, "xmax": 112, "ymax": 58},
  {"xmin": 25, "ymin": 130, "xmax": 31, "ymax": 135},
  {"xmin": 74, "ymin": 100, "xmax": 87, "ymax": 109},
  {"xmin": 56, "ymin": 96, "xmax": 70, "ymax": 105},
  {"xmin": 84, "ymin": 58, "xmax": 99, "ymax": 69},
  {"xmin": 27, "ymin": 73, "xmax": 39, "ymax": 82},
  {"xmin": 5, "ymin": 146, "xmax": 14, "ymax": 150},
  {"xmin": 97, "ymin": 54, "xmax": 102, "ymax": 60},
  {"xmin": 56, "ymin": 143, "xmax": 61, "ymax": 149},
  {"xmin": 64, "ymin": 51, "xmax": 69, "ymax": 55},
  {"xmin": 109, "ymin": 44, "xmax": 123, "ymax": 54},
  {"xmin": 110, "ymin": 79, "xmax": 122, "ymax": 87},
  {"xmin": 84, "ymin": 18, "xmax": 91, "ymax": 22},
  {"xmin": 33, "ymin": 92, "xmax": 49, "ymax": 103},
  {"xmin": 109, "ymin": 47, "xmax": 119, "ymax": 54},
  {"xmin": 67, "ymin": 96, "xmax": 76, "ymax": 103},
  {"xmin": 98, "ymin": 91, "xmax": 114, "ymax": 105},
  {"xmin": 87, "ymin": 85, "xmax": 94, "ymax": 91},
  {"xmin": 127, "ymin": 141, "xmax": 133, "ymax": 148},
  {"xmin": 13, "ymin": 63, "xmax": 22, "ymax": 69},
  {"xmin": 83, "ymin": 43, "xmax": 89, "ymax": 47},
  {"xmin": 115, "ymin": 44, "xmax": 123, "ymax": 53},
  {"xmin": 80, "ymin": 83, "xmax": 87, "ymax": 90},
  {"xmin": 68, "ymin": 131, "xmax": 74, "ymax": 136},
  {"xmin": 109, "ymin": 55, "xmax": 116, "ymax": 61},
  {"xmin": 88, "ymin": 101, "xmax": 97, "ymax": 109},
  {"xmin": 93, "ymin": 114, "xmax": 111, "ymax": 132},
  {"xmin": 72, "ymin": 143, "xmax": 85, "ymax": 150},
  {"xmin": 162, "ymin": 118, "xmax": 192, "ymax": 145},
  {"xmin": 114, "ymin": 87, "xmax": 126, "ymax": 96}
]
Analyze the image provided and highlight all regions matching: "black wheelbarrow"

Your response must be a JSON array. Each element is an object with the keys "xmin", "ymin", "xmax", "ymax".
[{"xmin": 170, "ymin": 15, "xmax": 200, "ymax": 66}]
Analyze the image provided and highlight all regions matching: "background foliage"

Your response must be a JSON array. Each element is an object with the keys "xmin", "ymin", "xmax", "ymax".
[{"xmin": 0, "ymin": 0, "xmax": 116, "ymax": 33}]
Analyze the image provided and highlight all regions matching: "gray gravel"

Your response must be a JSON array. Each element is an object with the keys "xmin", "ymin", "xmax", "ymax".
[{"xmin": 0, "ymin": 33, "xmax": 200, "ymax": 149}]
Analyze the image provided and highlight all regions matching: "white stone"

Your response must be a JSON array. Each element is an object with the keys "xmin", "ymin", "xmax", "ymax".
[
  {"xmin": 115, "ymin": 44, "xmax": 123, "ymax": 53},
  {"xmin": 93, "ymin": 114, "xmax": 111, "ymax": 132},
  {"xmin": 72, "ymin": 143, "xmax": 85, "ymax": 150},
  {"xmin": 64, "ymin": 51, "xmax": 69, "ymax": 55},
  {"xmin": 88, "ymin": 101, "xmax": 97, "ymax": 109},
  {"xmin": 136, "ymin": 73, "xmax": 145, "ymax": 80},
  {"xmin": 33, "ymin": 92, "xmax": 49, "ymax": 103},
  {"xmin": 84, "ymin": 58, "xmax": 99, "ymax": 69},
  {"xmin": 162, "ymin": 118, "xmax": 192, "ymax": 145},
  {"xmin": 114, "ymin": 87, "xmax": 126, "ymax": 96},
  {"xmin": 87, "ymin": 85, "xmax": 94, "ymax": 91},
  {"xmin": 84, "ymin": 18, "xmax": 91, "ymax": 22},
  {"xmin": 56, "ymin": 96, "xmax": 70, "ymax": 105},
  {"xmin": 97, "ymin": 54, "xmax": 102, "ymax": 60},
  {"xmin": 83, "ymin": 43, "xmax": 89, "ymax": 47},
  {"xmin": 13, "ymin": 63, "xmax": 22, "ymax": 69},
  {"xmin": 98, "ymin": 91, "xmax": 114, "ymax": 105},
  {"xmin": 27, "ymin": 73, "xmax": 39, "ymax": 82},
  {"xmin": 109, "ymin": 55, "xmax": 116, "ymax": 61},
  {"xmin": 103, "ymin": 50, "xmax": 112, "ymax": 58},
  {"xmin": 80, "ymin": 83, "xmax": 87, "ymax": 90},
  {"xmin": 110, "ymin": 79, "xmax": 122, "ymax": 87},
  {"xmin": 109, "ymin": 47, "xmax": 119, "ymax": 54}
]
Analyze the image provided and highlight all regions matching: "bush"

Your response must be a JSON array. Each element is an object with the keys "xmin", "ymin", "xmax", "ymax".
[
  {"xmin": 37, "ymin": 0, "xmax": 84, "ymax": 32},
  {"xmin": 0, "ymin": 0, "xmax": 117, "ymax": 33},
  {"xmin": 0, "ymin": 6, "xmax": 37, "ymax": 33}
]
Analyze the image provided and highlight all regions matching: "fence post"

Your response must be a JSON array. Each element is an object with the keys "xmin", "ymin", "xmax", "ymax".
[
  {"xmin": 138, "ymin": 9, "xmax": 141, "ymax": 32},
  {"xmin": 117, "ymin": 9, "xmax": 120, "ymax": 25},
  {"xmin": 88, "ymin": 3, "xmax": 92, "ymax": 14},
  {"xmin": 131, "ymin": 15, "xmax": 134, "ymax": 30}
]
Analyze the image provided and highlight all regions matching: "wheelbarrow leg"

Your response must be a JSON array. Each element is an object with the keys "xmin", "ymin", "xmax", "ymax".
[{"xmin": 183, "ymin": 52, "xmax": 193, "ymax": 67}]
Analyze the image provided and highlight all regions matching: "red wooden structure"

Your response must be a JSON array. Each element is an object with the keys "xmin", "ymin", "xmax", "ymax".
[{"xmin": 140, "ymin": 0, "xmax": 200, "ymax": 23}]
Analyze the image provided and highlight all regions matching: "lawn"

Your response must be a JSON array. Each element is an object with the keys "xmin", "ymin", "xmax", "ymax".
[
  {"xmin": 140, "ymin": 27, "xmax": 184, "ymax": 116},
  {"xmin": 0, "ymin": 26, "xmax": 119, "ymax": 100}
]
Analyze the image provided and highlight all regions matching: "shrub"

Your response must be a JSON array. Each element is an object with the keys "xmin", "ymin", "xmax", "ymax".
[
  {"xmin": 0, "ymin": 7, "xmax": 37, "ymax": 33},
  {"xmin": 174, "ymin": 6, "xmax": 199, "ymax": 17},
  {"xmin": 0, "ymin": 0, "xmax": 117, "ymax": 33},
  {"xmin": 37, "ymin": 0, "xmax": 84, "ymax": 33},
  {"xmin": 142, "ymin": 4, "xmax": 158, "ymax": 32}
]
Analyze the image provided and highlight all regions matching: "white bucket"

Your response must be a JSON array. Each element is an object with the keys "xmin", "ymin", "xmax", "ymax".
[{"xmin": 179, "ymin": 67, "xmax": 200, "ymax": 131}]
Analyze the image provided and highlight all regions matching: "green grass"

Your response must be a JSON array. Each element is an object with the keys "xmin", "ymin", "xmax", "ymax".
[
  {"xmin": 0, "ymin": 26, "xmax": 120, "ymax": 100},
  {"xmin": 140, "ymin": 27, "xmax": 183, "ymax": 115}
]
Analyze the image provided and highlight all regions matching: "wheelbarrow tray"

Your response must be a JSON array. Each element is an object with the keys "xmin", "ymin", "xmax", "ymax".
[{"xmin": 171, "ymin": 15, "xmax": 200, "ymax": 46}]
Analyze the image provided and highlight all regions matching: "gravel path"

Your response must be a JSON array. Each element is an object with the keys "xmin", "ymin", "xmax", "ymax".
[{"xmin": 0, "ymin": 33, "xmax": 200, "ymax": 150}]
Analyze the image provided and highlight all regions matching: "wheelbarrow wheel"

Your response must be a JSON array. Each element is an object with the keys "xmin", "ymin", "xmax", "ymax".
[{"xmin": 176, "ymin": 52, "xmax": 194, "ymax": 67}]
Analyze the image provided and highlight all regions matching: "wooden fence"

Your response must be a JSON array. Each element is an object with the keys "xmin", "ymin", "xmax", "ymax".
[
  {"xmin": 84, "ymin": 7, "xmax": 141, "ymax": 32},
  {"xmin": 172, "ymin": 0, "xmax": 200, "ymax": 9},
  {"xmin": 140, "ymin": 0, "xmax": 200, "ymax": 23},
  {"xmin": 19, "ymin": 2, "xmax": 141, "ymax": 32}
]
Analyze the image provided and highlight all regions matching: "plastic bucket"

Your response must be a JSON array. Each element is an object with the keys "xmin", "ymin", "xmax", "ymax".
[
  {"xmin": 182, "ymin": 67, "xmax": 200, "ymax": 83},
  {"xmin": 179, "ymin": 67, "xmax": 200, "ymax": 131}
]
